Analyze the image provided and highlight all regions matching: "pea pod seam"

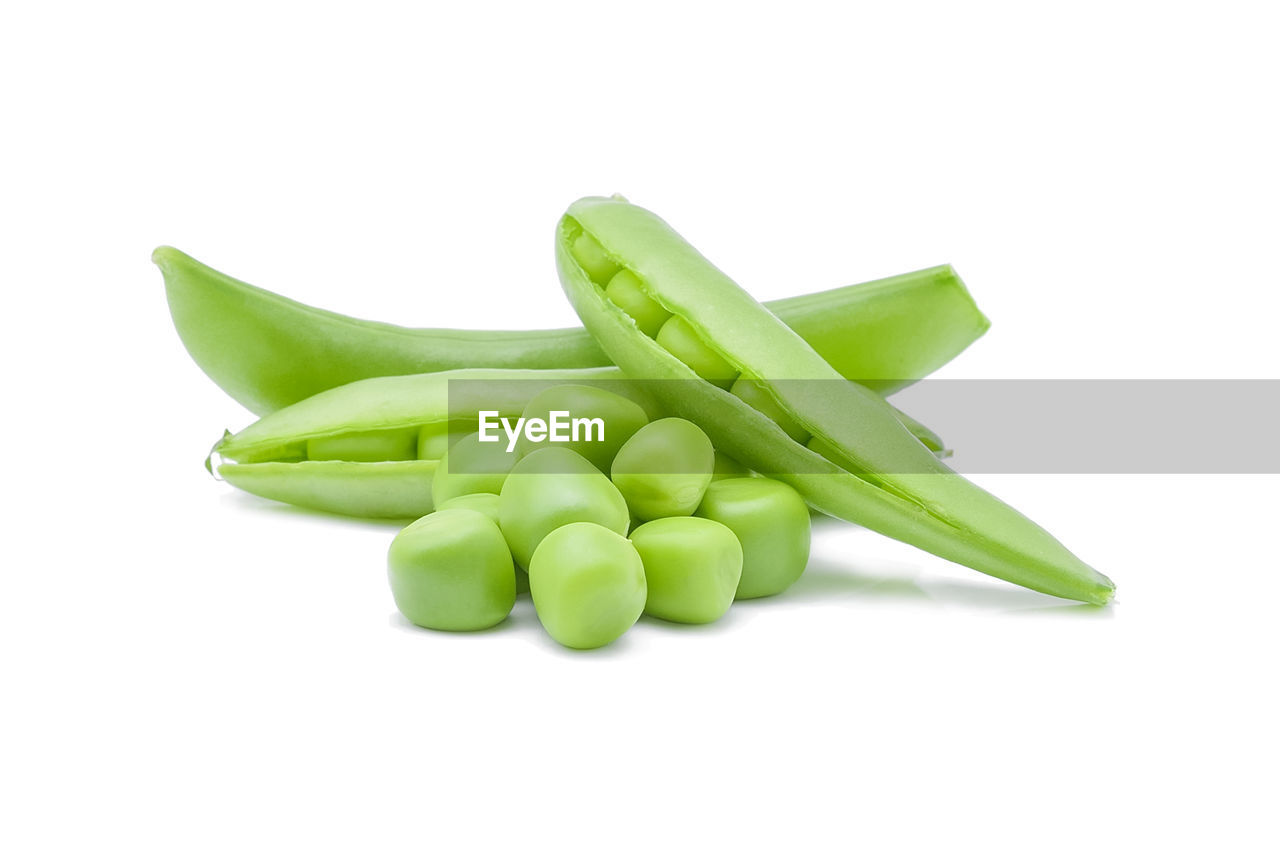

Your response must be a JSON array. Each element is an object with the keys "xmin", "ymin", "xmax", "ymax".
[{"xmin": 554, "ymin": 196, "xmax": 1114, "ymax": 605}]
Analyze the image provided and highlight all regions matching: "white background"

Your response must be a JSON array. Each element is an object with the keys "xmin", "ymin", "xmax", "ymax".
[{"xmin": 2, "ymin": 2, "xmax": 1277, "ymax": 849}]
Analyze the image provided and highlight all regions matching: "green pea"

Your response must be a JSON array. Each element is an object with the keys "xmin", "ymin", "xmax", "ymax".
[
  {"xmin": 729, "ymin": 375, "xmax": 811, "ymax": 444},
  {"xmin": 498, "ymin": 447, "xmax": 631, "ymax": 568},
  {"xmin": 529, "ymin": 522, "xmax": 646, "ymax": 649},
  {"xmin": 605, "ymin": 269, "xmax": 670, "ymax": 337},
  {"xmin": 711, "ymin": 451, "xmax": 750, "ymax": 481},
  {"xmin": 695, "ymin": 478, "xmax": 810, "ymax": 599},
  {"xmin": 570, "ymin": 231, "xmax": 620, "ymax": 283},
  {"xmin": 431, "ymin": 431, "xmax": 519, "ymax": 506},
  {"xmin": 610, "ymin": 418, "xmax": 714, "ymax": 521},
  {"xmin": 306, "ymin": 427, "xmax": 418, "ymax": 462},
  {"xmin": 387, "ymin": 508, "xmax": 516, "ymax": 631},
  {"xmin": 417, "ymin": 422, "xmax": 454, "ymax": 460},
  {"xmin": 434, "ymin": 492, "xmax": 501, "ymax": 525},
  {"xmin": 514, "ymin": 384, "xmax": 649, "ymax": 472},
  {"xmin": 630, "ymin": 517, "xmax": 742, "ymax": 624},
  {"xmin": 654, "ymin": 315, "xmax": 739, "ymax": 389}
]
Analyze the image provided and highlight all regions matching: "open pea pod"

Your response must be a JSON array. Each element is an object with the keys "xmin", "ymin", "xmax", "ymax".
[
  {"xmin": 212, "ymin": 363, "xmax": 946, "ymax": 519},
  {"xmin": 155, "ymin": 246, "xmax": 989, "ymax": 415},
  {"xmin": 555, "ymin": 196, "xmax": 1115, "ymax": 605},
  {"xmin": 212, "ymin": 366, "xmax": 660, "ymax": 518}
]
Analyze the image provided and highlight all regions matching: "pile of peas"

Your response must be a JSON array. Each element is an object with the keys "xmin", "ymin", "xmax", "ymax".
[{"xmin": 387, "ymin": 384, "xmax": 810, "ymax": 649}]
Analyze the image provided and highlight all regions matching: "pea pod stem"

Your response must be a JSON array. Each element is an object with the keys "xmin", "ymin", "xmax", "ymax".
[
  {"xmin": 154, "ymin": 246, "xmax": 989, "ymax": 415},
  {"xmin": 555, "ymin": 196, "xmax": 1114, "ymax": 605}
]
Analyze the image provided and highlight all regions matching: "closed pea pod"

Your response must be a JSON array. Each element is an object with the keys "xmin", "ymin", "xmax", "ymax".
[
  {"xmin": 154, "ymin": 246, "xmax": 990, "ymax": 416},
  {"xmin": 610, "ymin": 417, "xmax": 714, "ymax": 521},
  {"xmin": 555, "ymin": 195, "xmax": 1114, "ymax": 604}
]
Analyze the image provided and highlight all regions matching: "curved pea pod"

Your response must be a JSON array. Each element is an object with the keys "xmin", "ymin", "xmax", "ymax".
[
  {"xmin": 555, "ymin": 196, "xmax": 1115, "ymax": 605},
  {"xmin": 212, "ymin": 366, "xmax": 659, "ymax": 519},
  {"xmin": 154, "ymin": 246, "xmax": 988, "ymax": 415}
]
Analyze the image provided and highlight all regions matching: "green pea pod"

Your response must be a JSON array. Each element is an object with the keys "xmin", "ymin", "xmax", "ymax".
[
  {"xmin": 212, "ymin": 363, "xmax": 949, "ymax": 519},
  {"xmin": 154, "ymin": 246, "xmax": 989, "ymax": 416},
  {"xmin": 213, "ymin": 366, "xmax": 648, "ymax": 518},
  {"xmin": 555, "ymin": 196, "xmax": 1115, "ymax": 605}
]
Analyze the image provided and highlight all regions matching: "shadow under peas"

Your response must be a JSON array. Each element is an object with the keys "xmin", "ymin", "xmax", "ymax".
[
  {"xmin": 780, "ymin": 556, "xmax": 1111, "ymax": 617},
  {"xmin": 388, "ymin": 608, "xmax": 523, "ymax": 637},
  {"xmin": 781, "ymin": 556, "xmax": 931, "ymax": 603},
  {"xmin": 390, "ymin": 595, "xmax": 643, "ymax": 657},
  {"xmin": 636, "ymin": 605, "xmax": 744, "ymax": 634}
]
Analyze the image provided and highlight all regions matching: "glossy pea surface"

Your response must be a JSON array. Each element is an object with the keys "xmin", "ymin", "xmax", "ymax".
[
  {"xmin": 610, "ymin": 418, "xmax": 714, "ymax": 521},
  {"xmin": 695, "ymin": 478, "xmax": 811, "ymax": 599},
  {"xmin": 630, "ymin": 516, "xmax": 742, "ymax": 624},
  {"xmin": 514, "ymin": 384, "xmax": 649, "ymax": 472},
  {"xmin": 570, "ymin": 231, "xmax": 620, "ymax": 282},
  {"xmin": 605, "ymin": 269, "xmax": 671, "ymax": 336},
  {"xmin": 387, "ymin": 508, "xmax": 516, "ymax": 631},
  {"xmin": 655, "ymin": 316, "xmax": 739, "ymax": 389},
  {"xmin": 529, "ymin": 522, "xmax": 646, "ymax": 649},
  {"xmin": 498, "ymin": 447, "xmax": 630, "ymax": 568}
]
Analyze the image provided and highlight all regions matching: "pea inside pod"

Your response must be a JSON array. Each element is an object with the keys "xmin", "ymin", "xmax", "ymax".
[
  {"xmin": 211, "ymin": 366, "xmax": 658, "ymax": 519},
  {"xmin": 555, "ymin": 195, "xmax": 1115, "ymax": 605}
]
